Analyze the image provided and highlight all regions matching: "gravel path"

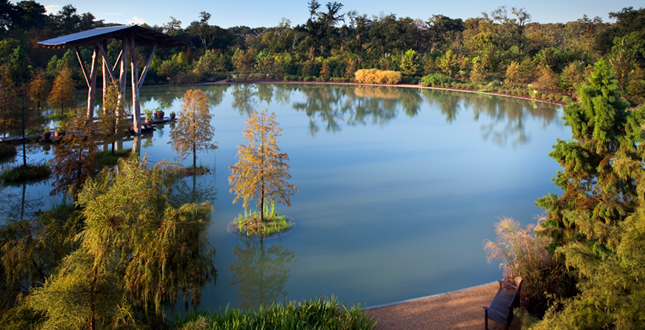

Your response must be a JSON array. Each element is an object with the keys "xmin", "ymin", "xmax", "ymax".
[{"xmin": 366, "ymin": 283, "xmax": 522, "ymax": 330}]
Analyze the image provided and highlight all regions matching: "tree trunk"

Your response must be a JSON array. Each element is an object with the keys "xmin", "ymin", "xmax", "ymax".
[
  {"xmin": 193, "ymin": 141, "xmax": 196, "ymax": 169},
  {"xmin": 22, "ymin": 99, "xmax": 26, "ymax": 168}
]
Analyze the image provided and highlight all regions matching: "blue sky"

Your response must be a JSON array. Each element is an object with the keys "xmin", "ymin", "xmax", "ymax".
[{"xmin": 43, "ymin": 0, "xmax": 638, "ymax": 28}]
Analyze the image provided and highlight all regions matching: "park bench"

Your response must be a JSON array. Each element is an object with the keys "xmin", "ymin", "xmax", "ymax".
[{"xmin": 483, "ymin": 277, "xmax": 523, "ymax": 330}]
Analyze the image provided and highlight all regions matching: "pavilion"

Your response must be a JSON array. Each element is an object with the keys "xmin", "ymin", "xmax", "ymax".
[{"xmin": 38, "ymin": 25, "xmax": 188, "ymax": 134}]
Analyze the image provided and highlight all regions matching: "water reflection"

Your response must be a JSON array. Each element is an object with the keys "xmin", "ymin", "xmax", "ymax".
[
  {"xmin": 169, "ymin": 171, "xmax": 218, "ymax": 206},
  {"xmin": 0, "ymin": 181, "xmax": 46, "ymax": 221},
  {"xmin": 229, "ymin": 238, "xmax": 296, "ymax": 310}
]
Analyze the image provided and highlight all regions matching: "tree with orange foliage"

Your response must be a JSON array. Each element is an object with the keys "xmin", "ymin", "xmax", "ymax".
[
  {"xmin": 29, "ymin": 69, "xmax": 49, "ymax": 109},
  {"xmin": 229, "ymin": 109, "xmax": 297, "ymax": 223},
  {"xmin": 169, "ymin": 89, "xmax": 217, "ymax": 170},
  {"xmin": 48, "ymin": 66, "xmax": 75, "ymax": 115}
]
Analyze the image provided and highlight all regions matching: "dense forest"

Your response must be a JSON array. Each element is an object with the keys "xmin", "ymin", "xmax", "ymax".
[{"xmin": 1, "ymin": 1, "xmax": 644, "ymax": 103}]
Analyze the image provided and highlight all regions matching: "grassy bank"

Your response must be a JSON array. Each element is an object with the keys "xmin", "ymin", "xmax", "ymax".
[{"xmin": 176, "ymin": 297, "xmax": 376, "ymax": 330}]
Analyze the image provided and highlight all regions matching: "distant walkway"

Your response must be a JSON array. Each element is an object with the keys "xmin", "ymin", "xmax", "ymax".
[{"xmin": 366, "ymin": 283, "xmax": 521, "ymax": 330}]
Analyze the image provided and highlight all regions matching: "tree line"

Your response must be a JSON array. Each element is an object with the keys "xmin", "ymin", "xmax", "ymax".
[{"xmin": 1, "ymin": 1, "xmax": 644, "ymax": 104}]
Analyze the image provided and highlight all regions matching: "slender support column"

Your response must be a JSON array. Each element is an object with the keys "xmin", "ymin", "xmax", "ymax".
[
  {"xmin": 129, "ymin": 35, "xmax": 141, "ymax": 134},
  {"xmin": 74, "ymin": 47, "xmax": 90, "ymax": 88},
  {"xmin": 87, "ymin": 46, "xmax": 99, "ymax": 118},
  {"xmin": 102, "ymin": 40, "xmax": 108, "ymax": 113},
  {"xmin": 138, "ymin": 43, "xmax": 157, "ymax": 89},
  {"xmin": 118, "ymin": 39, "xmax": 128, "ymax": 109}
]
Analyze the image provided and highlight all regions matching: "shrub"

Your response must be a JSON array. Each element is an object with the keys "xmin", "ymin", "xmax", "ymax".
[
  {"xmin": 484, "ymin": 217, "xmax": 570, "ymax": 315},
  {"xmin": 176, "ymin": 297, "xmax": 376, "ymax": 330},
  {"xmin": 0, "ymin": 162, "xmax": 51, "ymax": 183},
  {"xmin": 354, "ymin": 69, "xmax": 401, "ymax": 84},
  {"xmin": 420, "ymin": 73, "xmax": 454, "ymax": 87}
]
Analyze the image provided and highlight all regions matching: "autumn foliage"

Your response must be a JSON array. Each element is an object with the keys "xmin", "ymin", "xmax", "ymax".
[
  {"xmin": 229, "ymin": 109, "xmax": 297, "ymax": 223},
  {"xmin": 354, "ymin": 69, "xmax": 402, "ymax": 84},
  {"xmin": 169, "ymin": 89, "xmax": 217, "ymax": 169}
]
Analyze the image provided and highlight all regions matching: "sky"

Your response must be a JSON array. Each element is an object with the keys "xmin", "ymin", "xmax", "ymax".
[{"xmin": 42, "ymin": 0, "xmax": 639, "ymax": 29}]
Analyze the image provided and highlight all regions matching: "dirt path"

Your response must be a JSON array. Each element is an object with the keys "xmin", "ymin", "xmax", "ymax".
[{"xmin": 366, "ymin": 283, "xmax": 521, "ymax": 330}]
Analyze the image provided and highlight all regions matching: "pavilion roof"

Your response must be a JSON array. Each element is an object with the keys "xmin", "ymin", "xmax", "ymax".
[{"xmin": 38, "ymin": 25, "xmax": 188, "ymax": 49}]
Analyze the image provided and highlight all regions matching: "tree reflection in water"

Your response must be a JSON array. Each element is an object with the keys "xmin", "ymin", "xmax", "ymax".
[
  {"xmin": 229, "ymin": 238, "xmax": 296, "ymax": 310},
  {"xmin": 423, "ymin": 89, "xmax": 559, "ymax": 146}
]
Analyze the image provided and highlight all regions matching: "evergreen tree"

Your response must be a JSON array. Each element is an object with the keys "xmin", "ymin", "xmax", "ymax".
[{"xmin": 536, "ymin": 59, "xmax": 644, "ymax": 246}]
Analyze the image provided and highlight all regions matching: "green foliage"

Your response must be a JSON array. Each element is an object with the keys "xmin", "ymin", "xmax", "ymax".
[
  {"xmin": 528, "ymin": 202, "xmax": 645, "ymax": 330},
  {"xmin": 0, "ymin": 162, "xmax": 50, "ymax": 183},
  {"xmin": 29, "ymin": 154, "xmax": 216, "ymax": 329},
  {"xmin": 233, "ymin": 203, "xmax": 293, "ymax": 237},
  {"xmin": 0, "ymin": 203, "xmax": 81, "ymax": 313},
  {"xmin": 400, "ymin": 49, "xmax": 420, "ymax": 77},
  {"xmin": 420, "ymin": 73, "xmax": 453, "ymax": 87},
  {"xmin": 176, "ymin": 297, "xmax": 376, "ymax": 330},
  {"xmin": 536, "ymin": 60, "xmax": 644, "ymax": 246}
]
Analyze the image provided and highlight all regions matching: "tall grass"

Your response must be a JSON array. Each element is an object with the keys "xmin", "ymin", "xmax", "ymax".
[
  {"xmin": 0, "ymin": 143, "xmax": 17, "ymax": 160},
  {"xmin": 354, "ymin": 69, "xmax": 401, "ymax": 84},
  {"xmin": 176, "ymin": 297, "xmax": 376, "ymax": 330},
  {"xmin": 234, "ymin": 203, "xmax": 293, "ymax": 237},
  {"xmin": 484, "ymin": 217, "xmax": 570, "ymax": 315}
]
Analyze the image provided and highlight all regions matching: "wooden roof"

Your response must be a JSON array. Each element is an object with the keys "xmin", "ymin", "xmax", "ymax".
[{"xmin": 38, "ymin": 25, "xmax": 188, "ymax": 49}]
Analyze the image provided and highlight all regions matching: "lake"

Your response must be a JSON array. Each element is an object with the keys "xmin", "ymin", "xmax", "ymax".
[{"xmin": 0, "ymin": 83, "xmax": 570, "ymax": 311}]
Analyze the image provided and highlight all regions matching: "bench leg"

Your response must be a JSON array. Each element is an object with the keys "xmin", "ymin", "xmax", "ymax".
[{"xmin": 484, "ymin": 310, "xmax": 488, "ymax": 330}]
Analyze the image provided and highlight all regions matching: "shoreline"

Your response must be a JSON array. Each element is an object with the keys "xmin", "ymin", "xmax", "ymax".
[
  {"xmin": 364, "ymin": 281, "xmax": 497, "ymax": 310},
  {"xmin": 366, "ymin": 282, "xmax": 521, "ymax": 330},
  {"xmin": 78, "ymin": 78, "xmax": 568, "ymax": 107}
]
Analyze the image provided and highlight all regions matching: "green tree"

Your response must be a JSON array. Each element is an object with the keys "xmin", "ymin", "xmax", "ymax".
[
  {"xmin": 169, "ymin": 89, "xmax": 217, "ymax": 170},
  {"xmin": 29, "ymin": 155, "xmax": 216, "ymax": 329},
  {"xmin": 48, "ymin": 66, "xmax": 75, "ymax": 115},
  {"xmin": 438, "ymin": 50, "xmax": 457, "ymax": 78},
  {"xmin": 229, "ymin": 109, "xmax": 297, "ymax": 223},
  {"xmin": 400, "ymin": 49, "xmax": 420, "ymax": 77},
  {"xmin": 528, "ymin": 166, "xmax": 645, "ymax": 329},
  {"xmin": 536, "ymin": 59, "xmax": 644, "ymax": 246}
]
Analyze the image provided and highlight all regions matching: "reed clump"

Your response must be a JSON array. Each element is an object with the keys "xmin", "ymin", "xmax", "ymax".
[
  {"xmin": 354, "ymin": 69, "xmax": 401, "ymax": 84},
  {"xmin": 484, "ymin": 217, "xmax": 571, "ymax": 315}
]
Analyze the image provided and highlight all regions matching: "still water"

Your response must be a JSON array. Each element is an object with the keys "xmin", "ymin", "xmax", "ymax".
[{"xmin": 1, "ymin": 83, "xmax": 569, "ymax": 310}]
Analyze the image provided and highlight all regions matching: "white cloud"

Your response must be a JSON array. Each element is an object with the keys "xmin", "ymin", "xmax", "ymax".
[
  {"xmin": 104, "ymin": 12, "xmax": 124, "ymax": 16},
  {"xmin": 126, "ymin": 16, "xmax": 146, "ymax": 25},
  {"xmin": 44, "ymin": 4, "xmax": 61, "ymax": 14}
]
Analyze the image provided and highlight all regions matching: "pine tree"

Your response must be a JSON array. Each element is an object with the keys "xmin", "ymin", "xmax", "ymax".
[
  {"xmin": 229, "ymin": 109, "xmax": 297, "ymax": 223},
  {"xmin": 536, "ymin": 59, "xmax": 644, "ymax": 246},
  {"xmin": 169, "ymin": 89, "xmax": 217, "ymax": 170}
]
